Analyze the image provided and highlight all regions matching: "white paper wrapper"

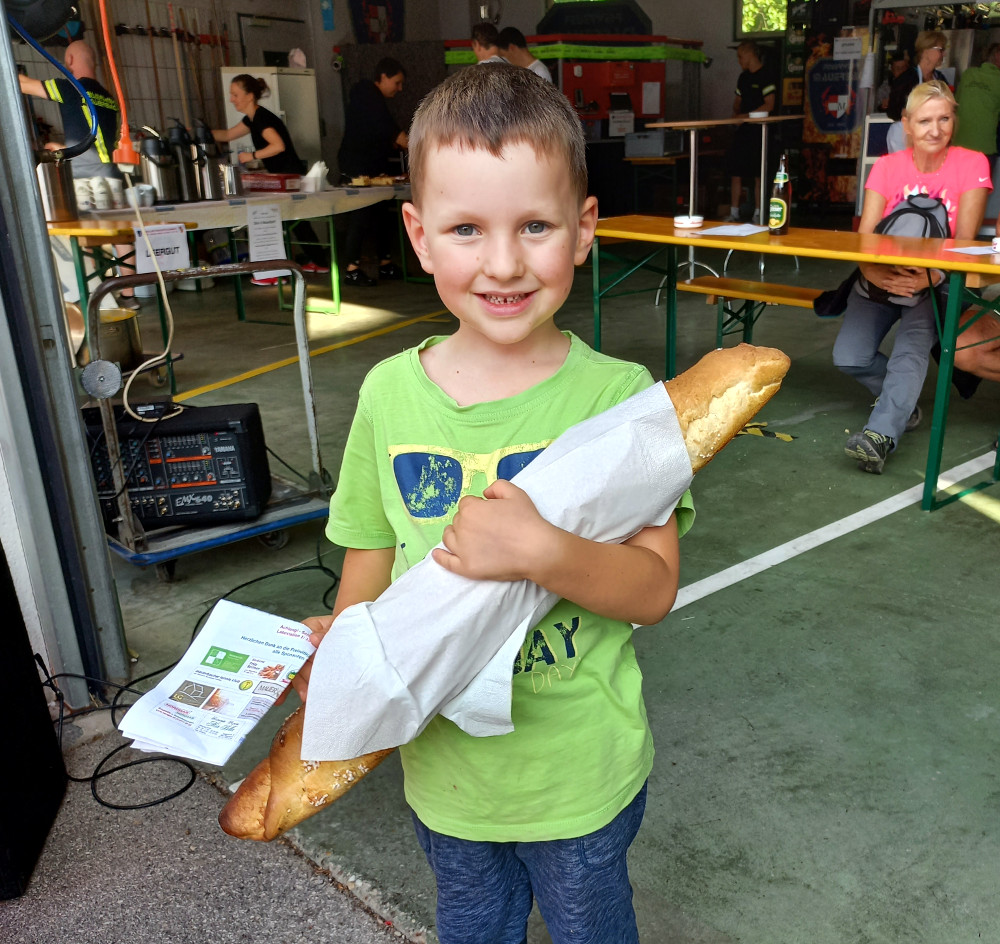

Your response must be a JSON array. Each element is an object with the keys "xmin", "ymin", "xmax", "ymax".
[{"xmin": 302, "ymin": 383, "xmax": 693, "ymax": 760}]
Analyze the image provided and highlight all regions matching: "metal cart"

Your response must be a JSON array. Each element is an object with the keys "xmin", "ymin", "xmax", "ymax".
[{"xmin": 84, "ymin": 261, "xmax": 332, "ymax": 580}]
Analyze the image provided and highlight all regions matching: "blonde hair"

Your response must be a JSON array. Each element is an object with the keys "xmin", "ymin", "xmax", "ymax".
[
  {"xmin": 407, "ymin": 63, "xmax": 588, "ymax": 205},
  {"xmin": 915, "ymin": 30, "xmax": 947, "ymax": 57},
  {"xmin": 904, "ymin": 79, "xmax": 956, "ymax": 116}
]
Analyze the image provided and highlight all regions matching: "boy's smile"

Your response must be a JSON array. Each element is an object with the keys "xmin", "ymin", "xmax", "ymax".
[{"xmin": 402, "ymin": 141, "xmax": 597, "ymax": 353}]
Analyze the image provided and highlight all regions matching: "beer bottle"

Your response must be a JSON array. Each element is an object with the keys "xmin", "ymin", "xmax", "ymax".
[{"xmin": 768, "ymin": 152, "xmax": 790, "ymax": 235}]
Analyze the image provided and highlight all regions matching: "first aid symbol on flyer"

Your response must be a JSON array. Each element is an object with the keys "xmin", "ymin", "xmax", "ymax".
[{"xmin": 201, "ymin": 647, "xmax": 249, "ymax": 672}]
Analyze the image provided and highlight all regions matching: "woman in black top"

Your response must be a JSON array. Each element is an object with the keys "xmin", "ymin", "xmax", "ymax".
[
  {"xmin": 214, "ymin": 74, "xmax": 304, "ymax": 172},
  {"xmin": 213, "ymin": 74, "xmax": 328, "ymax": 278}
]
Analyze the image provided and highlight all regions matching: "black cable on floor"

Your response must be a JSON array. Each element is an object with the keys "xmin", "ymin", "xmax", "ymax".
[{"xmin": 36, "ymin": 537, "xmax": 340, "ymax": 811}]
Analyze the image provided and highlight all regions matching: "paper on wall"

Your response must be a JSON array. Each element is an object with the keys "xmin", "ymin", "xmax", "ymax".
[
  {"xmin": 301, "ymin": 382, "xmax": 694, "ymax": 760},
  {"xmin": 118, "ymin": 600, "xmax": 315, "ymax": 766}
]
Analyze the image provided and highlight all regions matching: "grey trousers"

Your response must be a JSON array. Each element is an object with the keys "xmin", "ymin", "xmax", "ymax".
[{"xmin": 832, "ymin": 286, "xmax": 940, "ymax": 442}]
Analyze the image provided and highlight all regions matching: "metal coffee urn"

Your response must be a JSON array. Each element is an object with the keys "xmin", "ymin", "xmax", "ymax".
[
  {"xmin": 168, "ymin": 118, "xmax": 199, "ymax": 202},
  {"xmin": 139, "ymin": 126, "xmax": 181, "ymax": 204},
  {"xmin": 193, "ymin": 120, "xmax": 224, "ymax": 201}
]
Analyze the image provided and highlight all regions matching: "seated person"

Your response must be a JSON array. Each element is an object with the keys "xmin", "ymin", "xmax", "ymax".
[{"xmin": 833, "ymin": 81, "xmax": 989, "ymax": 474}]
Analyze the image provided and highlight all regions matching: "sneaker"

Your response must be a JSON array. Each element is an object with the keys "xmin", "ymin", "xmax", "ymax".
[
  {"xmin": 751, "ymin": 209, "xmax": 761, "ymax": 225},
  {"xmin": 343, "ymin": 268, "xmax": 375, "ymax": 287},
  {"xmin": 378, "ymin": 262, "xmax": 404, "ymax": 280},
  {"xmin": 844, "ymin": 429, "xmax": 894, "ymax": 474},
  {"xmin": 251, "ymin": 276, "xmax": 279, "ymax": 286},
  {"xmin": 116, "ymin": 293, "xmax": 140, "ymax": 310},
  {"xmin": 300, "ymin": 261, "xmax": 330, "ymax": 274},
  {"xmin": 905, "ymin": 405, "xmax": 922, "ymax": 432},
  {"xmin": 728, "ymin": 208, "xmax": 741, "ymax": 222}
]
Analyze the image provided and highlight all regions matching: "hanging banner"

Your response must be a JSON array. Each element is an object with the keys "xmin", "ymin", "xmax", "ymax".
[
  {"xmin": 348, "ymin": 1, "xmax": 404, "ymax": 43},
  {"xmin": 320, "ymin": 0, "xmax": 334, "ymax": 31}
]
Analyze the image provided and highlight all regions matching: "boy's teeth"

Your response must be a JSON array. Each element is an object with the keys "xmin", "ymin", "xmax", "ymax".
[{"xmin": 485, "ymin": 293, "xmax": 525, "ymax": 304}]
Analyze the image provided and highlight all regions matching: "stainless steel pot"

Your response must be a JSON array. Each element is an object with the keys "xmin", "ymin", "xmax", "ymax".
[
  {"xmin": 198, "ymin": 155, "xmax": 226, "ymax": 200},
  {"xmin": 74, "ymin": 308, "xmax": 143, "ymax": 372},
  {"xmin": 36, "ymin": 158, "xmax": 78, "ymax": 222},
  {"xmin": 218, "ymin": 162, "xmax": 244, "ymax": 197}
]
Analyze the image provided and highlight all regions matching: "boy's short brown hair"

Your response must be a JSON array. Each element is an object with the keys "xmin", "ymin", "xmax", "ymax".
[{"xmin": 407, "ymin": 63, "xmax": 588, "ymax": 206}]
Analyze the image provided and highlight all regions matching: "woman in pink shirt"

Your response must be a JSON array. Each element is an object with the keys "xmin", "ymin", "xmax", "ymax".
[{"xmin": 833, "ymin": 81, "xmax": 990, "ymax": 473}]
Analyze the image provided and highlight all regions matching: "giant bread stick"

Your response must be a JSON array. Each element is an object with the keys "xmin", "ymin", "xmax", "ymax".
[{"xmin": 219, "ymin": 343, "xmax": 791, "ymax": 840}]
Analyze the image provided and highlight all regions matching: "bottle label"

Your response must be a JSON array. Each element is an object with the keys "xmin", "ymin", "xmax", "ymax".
[
  {"xmin": 774, "ymin": 171, "xmax": 789, "ymax": 183},
  {"xmin": 769, "ymin": 197, "xmax": 788, "ymax": 229}
]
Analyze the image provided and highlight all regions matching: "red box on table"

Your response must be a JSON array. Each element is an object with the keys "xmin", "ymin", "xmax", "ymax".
[{"xmin": 241, "ymin": 173, "xmax": 302, "ymax": 193}]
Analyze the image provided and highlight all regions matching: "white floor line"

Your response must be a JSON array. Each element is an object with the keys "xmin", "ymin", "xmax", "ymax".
[{"xmin": 673, "ymin": 452, "xmax": 997, "ymax": 611}]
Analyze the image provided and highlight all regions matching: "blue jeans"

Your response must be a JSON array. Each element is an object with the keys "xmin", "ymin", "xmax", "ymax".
[{"xmin": 411, "ymin": 783, "xmax": 647, "ymax": 944}]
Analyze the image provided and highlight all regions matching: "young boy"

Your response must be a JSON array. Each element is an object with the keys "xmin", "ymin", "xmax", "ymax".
[{"xmin": 298, "ymin": 64, "xmax": 695, "ymax": 944}]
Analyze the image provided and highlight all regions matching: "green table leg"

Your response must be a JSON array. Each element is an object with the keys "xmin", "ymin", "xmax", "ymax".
[
  {"xmin": 664, "ymin": 244, "xmax": 677, "ymax": 379},
  {"xmin": 328, "ymin": 214, "xmax": 340, "ymax": 313},
  {"xmin": 922, "ymin": 271, "xmax": 963, "ymax": 511},
  {"xmin": 186, "ymin": 232, "xmax": 201, "ymax": 293},
  {"xmin": 70, "ymin": 236, "xmax": 90, "ymax": 308},
  {"xmin": 229, "ymin": 230, "xmax": 246, "ymax": 322}
]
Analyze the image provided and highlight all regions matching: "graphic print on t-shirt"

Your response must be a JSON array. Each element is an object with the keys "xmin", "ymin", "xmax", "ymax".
[
  {"xmin": 513, "ymin": 615, "xmax": 582, "ymax": 692},
  {"xmin": 390, "ymin": 441, "xmax": 549, "ymax": 519}
]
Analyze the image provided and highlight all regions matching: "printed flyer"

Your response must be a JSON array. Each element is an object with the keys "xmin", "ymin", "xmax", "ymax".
[{"xmin": 119, "ymin": 600, "xmax": 315, "ymax": 765}]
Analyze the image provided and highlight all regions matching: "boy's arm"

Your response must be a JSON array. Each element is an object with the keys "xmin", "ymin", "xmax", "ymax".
[
  {"xmin": 433, "ymin": 480, "xmax": 680, "ymax": 626},
  {"xmin": 287, "ymin": 546, "xmax": 395, "ymax": 703}
]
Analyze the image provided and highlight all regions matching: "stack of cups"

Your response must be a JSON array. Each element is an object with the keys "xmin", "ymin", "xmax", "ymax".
[
  {"xmin": 105, "ymin": 177, "xmax": 125, "ymax": 209},
  {"xmin": 74, "ymin": 178, "xmax": 95, "ymax": 211},
  {"xmin": 90, "ymin": 176, "xmax": 112, "ymax": 210},
  {"xmin": 74, "ymin": 176, "xmax": 127, "ymax": 211}
]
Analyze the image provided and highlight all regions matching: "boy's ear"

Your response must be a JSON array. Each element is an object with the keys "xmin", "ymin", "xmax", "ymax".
[
  {"xmin": 574, "ymin": 195, "xmax": 599, "ymax": 266},
  {"xmin": 401, "ymin": 201, "xmax": 434, "ymax": 275}
]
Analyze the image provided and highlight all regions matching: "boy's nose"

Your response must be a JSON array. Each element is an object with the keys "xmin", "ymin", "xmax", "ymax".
[{"xmin": 482, "ymin": 235, "xmax": 526, "ymax": 281}]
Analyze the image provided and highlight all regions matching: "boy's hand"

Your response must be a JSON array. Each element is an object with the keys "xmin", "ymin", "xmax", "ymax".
[
  {"xmin": 433, "ymin": 480, "xmax": 553, "ymax": 582},
  {"xmin": 278, "ymin": 614, "xmax": 335, "ymax": 705}
]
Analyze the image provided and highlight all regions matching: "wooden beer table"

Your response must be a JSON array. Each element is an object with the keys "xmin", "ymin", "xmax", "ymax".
[{"xmin": 592, "ymin": 214, "xmax": 1000, "ymax": 511}]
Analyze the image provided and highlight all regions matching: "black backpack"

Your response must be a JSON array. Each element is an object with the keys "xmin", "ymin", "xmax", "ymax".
[{"xmin": 855, "ymin": 194, "xmax": 950, "ymax": 306}]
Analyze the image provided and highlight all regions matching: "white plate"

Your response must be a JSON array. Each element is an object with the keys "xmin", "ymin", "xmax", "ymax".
[{"xmin": 673, "ymin": 215, "xmax": 704, "ymax": 229}]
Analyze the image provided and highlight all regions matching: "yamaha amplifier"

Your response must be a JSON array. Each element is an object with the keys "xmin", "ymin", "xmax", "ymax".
[{"xmin": 84, "ymin": 402, "xmax": 272, "ymax": 529}]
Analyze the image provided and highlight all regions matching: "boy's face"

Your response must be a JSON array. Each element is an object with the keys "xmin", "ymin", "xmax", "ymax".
[{"xmin": 402, "ymin": 141, "xmax": 597, "ymax": 351}]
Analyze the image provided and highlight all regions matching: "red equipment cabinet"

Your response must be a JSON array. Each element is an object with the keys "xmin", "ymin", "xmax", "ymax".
[{"xmin": 561, "ymin": 60, "xmax": 666, "ymax": 119}]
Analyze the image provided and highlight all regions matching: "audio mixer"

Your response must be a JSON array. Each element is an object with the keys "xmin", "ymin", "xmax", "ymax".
[{"xmin": 84, "ymin": 403, "xmax": 272, "ymax": 529}]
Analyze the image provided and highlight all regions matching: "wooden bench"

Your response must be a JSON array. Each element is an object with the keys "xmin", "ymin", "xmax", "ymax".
[{"xmin": 676, "ymin": 275, "xmax": 823, "ymax": 347}]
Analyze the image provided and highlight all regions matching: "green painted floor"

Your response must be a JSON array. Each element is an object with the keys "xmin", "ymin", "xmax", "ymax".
[{"xmin": 113, "ymin": 240, "xmax": 1000, "ymax": 944}]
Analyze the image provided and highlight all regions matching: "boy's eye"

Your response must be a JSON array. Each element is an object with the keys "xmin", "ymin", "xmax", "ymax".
[
  {"xmin": 524, "ymin": 221, "xmax": 548, "ymax": 235},
  {"xmin": 453, "ymin": 224, "xmax": 477, "ymax": 237}
]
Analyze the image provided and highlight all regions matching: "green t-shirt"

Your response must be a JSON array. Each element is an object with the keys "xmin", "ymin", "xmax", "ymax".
[
  {"xmin": 327, "ymin": 332, "xmax": 695, "ymax": 841},
  {"xmin": 954, "ymin": 61, "xmax": 1000, "ymax": 155}
]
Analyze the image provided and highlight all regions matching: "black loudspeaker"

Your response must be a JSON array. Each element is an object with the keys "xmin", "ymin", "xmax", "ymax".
[
  {"xmin": 0, "ymin": 546, "xmax": 67, "ymax": 899},
  {"xmin": 812, "ymin": 0, "xmax": 849, "ymax": 33}
]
